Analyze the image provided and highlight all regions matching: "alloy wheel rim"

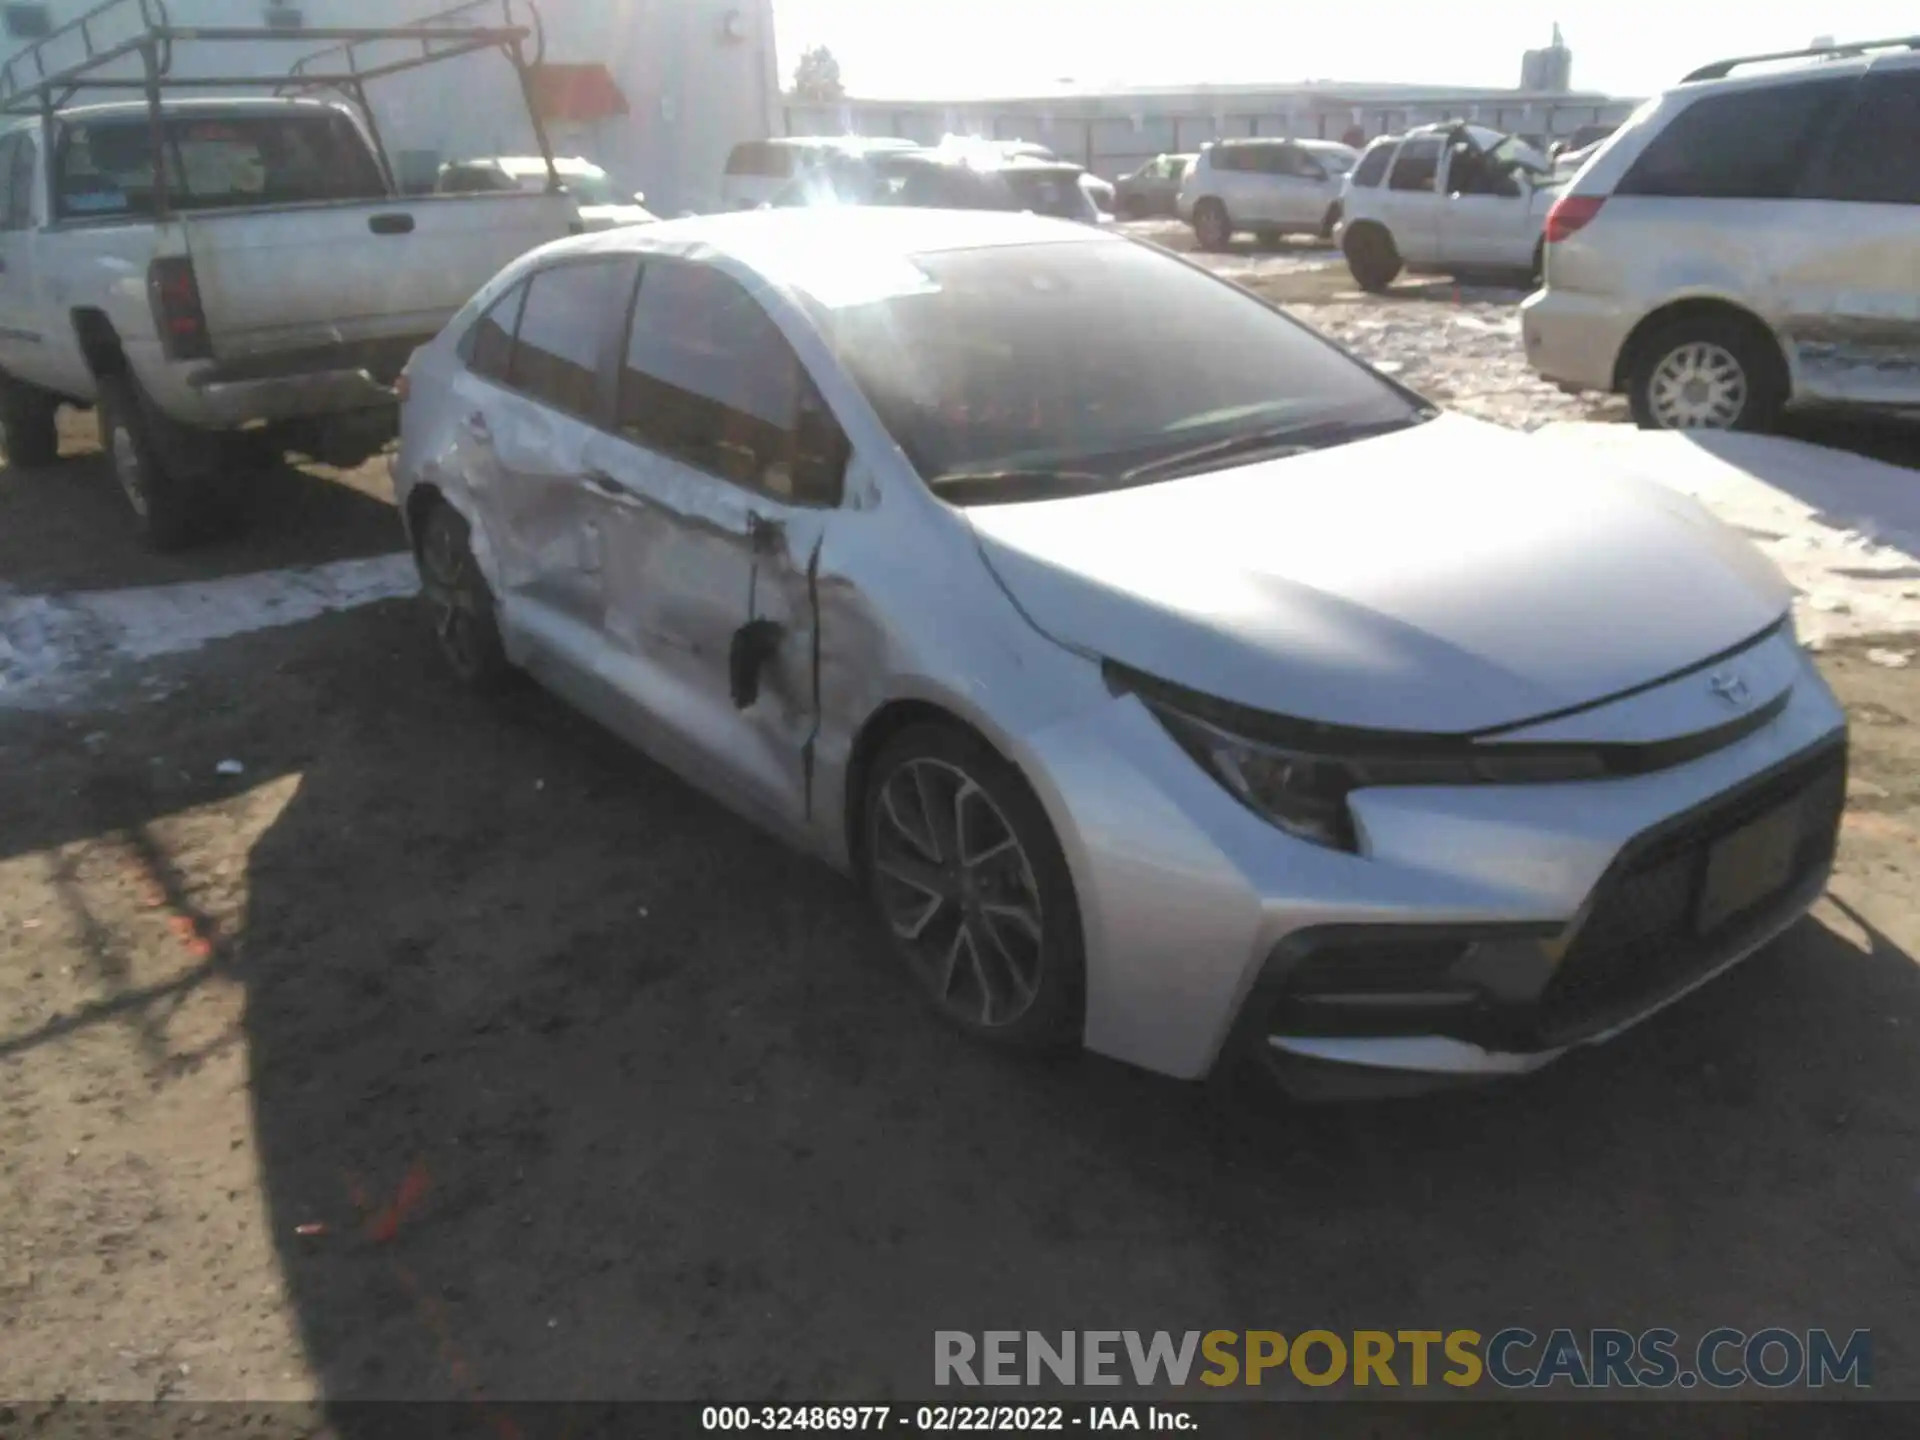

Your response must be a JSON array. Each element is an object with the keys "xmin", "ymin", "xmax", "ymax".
[
  {"xmin": 421, "ymin": 522, "xmax": 484, "ymax": 677},
  {"xmin": 1648, "ymin": 342, "xmax": 1747, "ymax": 429},
  {"xmin": 871, "ymin": 757, "xmax": 1045, "ymax": 1028},
  {"xmin": 111, "ymin": 424, "xmax": 149, "ymax": 517}
]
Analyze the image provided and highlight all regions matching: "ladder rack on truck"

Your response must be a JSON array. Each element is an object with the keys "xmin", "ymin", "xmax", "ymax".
[{"xmin": 0, "ymin": 0, "xmax": 562, "ymax": 215}]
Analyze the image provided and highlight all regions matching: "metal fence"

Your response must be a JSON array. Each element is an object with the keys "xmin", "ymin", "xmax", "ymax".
[{"xmin": 783, "ymin": 94, "xmax": 1639, "ymax": 179}]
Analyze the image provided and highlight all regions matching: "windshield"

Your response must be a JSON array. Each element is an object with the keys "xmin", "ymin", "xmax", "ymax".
[{"xmin": 806, "ymin": 240, "xmax": 1420, "ymax": 496}]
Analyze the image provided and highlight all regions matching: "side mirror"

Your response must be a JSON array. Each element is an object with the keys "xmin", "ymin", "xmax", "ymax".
[{"xmin": 633, "ymin": 191, "xmax": 647, "ymax": 205}]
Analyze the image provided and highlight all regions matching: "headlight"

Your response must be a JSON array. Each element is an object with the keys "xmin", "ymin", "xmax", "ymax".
[{"xmin": 1112, "ymin": 666, "xmax": 1608, "ymax": 851}]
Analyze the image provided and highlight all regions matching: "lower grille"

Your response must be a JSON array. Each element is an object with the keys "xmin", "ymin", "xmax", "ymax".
[{"xmin": 1536, "ymin": 741, "xmax": 1847, "ymax": 1038}]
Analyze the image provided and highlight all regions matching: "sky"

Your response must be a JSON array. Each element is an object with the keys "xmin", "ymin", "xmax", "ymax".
[{"xmin": 773, "ymin": 1, "xmax": 1916, "ymax": 101}]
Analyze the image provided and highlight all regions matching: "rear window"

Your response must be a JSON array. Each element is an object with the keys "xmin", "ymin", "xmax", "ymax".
[
  {"xmin": 1350, "ymin": 141, "xmax": 1395, "ymax": 188},
  {"xmin": 1616, "ymin": 78, "xmax": 1854, "ymax": 200},
  {"xmin": 56, "ymin": 111, "xmax": 386, "ymax": 218},
  {"xmin": 1000, "ymin": 168, "xmax": 1097, "ymax": 221},
  {"xmin": 725, "ymin": 142, "xmax": 795, "ymax": 179}
]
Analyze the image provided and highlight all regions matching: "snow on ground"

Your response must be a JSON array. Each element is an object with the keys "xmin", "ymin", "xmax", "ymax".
[
  {"xmin": 1534, "ymin": 424, "xmax": 1920, "ymax": 647},
  {"xmin": 0, "ymin": 553, "xmax": 418, "ymax": 709}
]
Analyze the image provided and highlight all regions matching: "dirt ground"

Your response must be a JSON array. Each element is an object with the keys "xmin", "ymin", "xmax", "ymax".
[{"xmin": 3, "ymin": 311, "xmax": 1919, "ymax": 1420}]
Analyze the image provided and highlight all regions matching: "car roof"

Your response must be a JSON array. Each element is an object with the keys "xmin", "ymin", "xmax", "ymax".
[{"xmin": 522, "ymin": 207, "xmax": 1111, "ymax": 302}]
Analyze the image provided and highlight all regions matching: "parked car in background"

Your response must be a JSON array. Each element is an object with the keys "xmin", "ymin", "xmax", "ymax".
[
  {"xmin": 933, "ymin": 135, "xmax": 1113, "ymax": 214},
  {"xmin": 0, "ymin": 83, "xmax": 578, "ymax": 551},
  {"xmin": 1114, "ymin": 153, "xmax": 1195, "ymax": 218},
  {"xmin": 1338, "ymin": 123, "xmax": 1562, "ymax": 290},
  {"xmin": 437, "ymin": 155, "xmax": 656, "ymax": 230},
  {"xmin": 1178, "ymin": 137, "xmax": 1356, "ymax": 249},
  {"xmin": 1523, "ymin": 37, "xmax": 1920, "ymax": 432},
  {"xmin": 770, "ymin": 149, "xmax": 1103, "ymax": 225},
  {"xmin": 1551, "ymin": 123, "xmax": 1621, "ymax": 162},
  {"xmin": 395, "ymin": 206, "xmax": 1847, "ymax": 1093},
  {"xmin": 719, "ymin": 135, "xmax": 919, "ymax": 211}
]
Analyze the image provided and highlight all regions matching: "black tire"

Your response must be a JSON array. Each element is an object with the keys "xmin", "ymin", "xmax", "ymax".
[
  {"xmin": 1319, "ymin": 202, "xmax": 1342, "ymax": 241},
  {"xmin": 1342, "ymin": 224, "xmax": 1402, "ymax": 292},
  {"xmin": 1192, "ymin": 198, "xmax": 1231, "ymax": 252},
  {"xmin": 1254, "ymin": 226, "xmax": 1282, "ymax": 250},
  {"xmin": 97, "ymin": 376, "xmax": 207, "ymax": 552},
  {"xmin": 0, "ymin": 377, "xmax": 59, "ymax": 468},
  {"xmin": 861, "ymin": 723, "xmax": 1085, "ymax": 1051},
  {"xmin": 1626, "ymin": 313, "xmax": 1786, "ymax": 434},
  {"xmin": 1530, "ymin": 238, "xmax": 1546, "ymax": 288},
  {"xmin": 416, "ymin": 501, "xmax": 514, "ymax": 692},
  {"xmin": 1122, "ymin": 195, "xmax": 1151, "ymax": 221}
]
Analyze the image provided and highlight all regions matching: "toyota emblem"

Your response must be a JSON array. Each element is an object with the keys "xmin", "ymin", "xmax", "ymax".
[{"xmin": 1708, "ymin": 671, "xmax": 1751, "ymax": 707}]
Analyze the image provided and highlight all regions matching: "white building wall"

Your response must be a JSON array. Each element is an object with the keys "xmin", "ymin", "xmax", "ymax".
[{"xmin": 0, "ymin": 0, "xmax": 778, "ymax": 214}]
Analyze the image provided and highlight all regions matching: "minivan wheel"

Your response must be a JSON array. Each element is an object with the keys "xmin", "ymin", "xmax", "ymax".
[
  {"xmin": 862, "ymin": 725, "xmax": 1084, "ymax": 1050},
  {"xmin": 1342, "ymin": 224, "xmax": 1402, "ymax": 292},
  {"xmin": 0, "ymin": 378, "xmax": 59, "ymax": 468},
  {"xmin": 1193, "ymin": 199, "xmax": 1231, "ymax": 251},
  {"xmin": 1628, "ymin": 316, "xmax": 1785, "ymax": 433},
  {"xmin": 417, "ymin": 503, "xmax": 513, "ymax": 692}
]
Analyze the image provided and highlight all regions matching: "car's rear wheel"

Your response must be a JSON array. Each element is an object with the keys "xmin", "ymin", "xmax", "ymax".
[
  {"xmin": 0, "ymin": 377, "xmax": 59, "ymax": 469},
  {"xmin": 98, "ymin": 376, "xmax": 208, "ymax": 552},
  {"xmin": 862, "ymin": 724, "xmax": 1084, "ymax": 1050},
  {"xmin": 416, "ymin": 502, "xmax": 514, "ymax": 692},
  {"xmin": 1254, "ymin": 226, "xmax": 1282, "ymax": 249},
  {"xmin": 1123, "ymin": 195, "xmax": 1151, "ymax": 221},
  {"xmin": 1192, "ymin": 198, "xmax": 1231, "ymax": 251},
  {"xmin": 1342, "ymin": 224, "xmax": 1401, "ymax": 292},
  {"xmin": 1627, "ymin": 315, "xmax": 1786, "ymax": 433}
]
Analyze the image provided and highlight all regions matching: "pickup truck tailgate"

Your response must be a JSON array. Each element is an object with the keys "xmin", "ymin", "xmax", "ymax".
[{"xmin": 184, "ymin": 191, "xmax": 576, "ymax": 363}]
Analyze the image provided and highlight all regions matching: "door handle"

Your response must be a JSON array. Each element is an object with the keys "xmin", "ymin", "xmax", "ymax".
[
  {"xmin": 585, "ymin": 467, "xmax": 631, "ymax": 498},
  {"xmin": 369, "ymin": 212, "xmax": 417, "ymax": 235},
  {"xmin": 746, "ymin": 511, "xmax": 785, "ymax": 554},
  {"xmin": 463, "ymin": 410, "xmax": 490, "ymax": 439}
]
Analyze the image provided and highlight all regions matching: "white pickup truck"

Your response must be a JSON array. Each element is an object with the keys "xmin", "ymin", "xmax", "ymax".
[
  {"xmin": 1336, "ymin": 124, "xmax": 1563, "ymax": 292},
  {"xmin": 0, "ymin": 7, "xmax": 579, "ymax": 549}
]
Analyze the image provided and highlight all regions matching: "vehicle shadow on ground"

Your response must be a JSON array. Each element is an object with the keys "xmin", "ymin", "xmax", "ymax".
[
  {"xmin": 0, "ymin": 435, "xmax": 402, "ymax": 595},
  {"xmin": 8, "ymin": 602, "xmax": 1914, "ymax": 1416},
  {"xmin": 147, "ymin": 606, "xmax": 1913, "ymax": 1412},
  {"xmin": 1669, "ymin": 426, "xmax": 1920, "ymax": 547}
]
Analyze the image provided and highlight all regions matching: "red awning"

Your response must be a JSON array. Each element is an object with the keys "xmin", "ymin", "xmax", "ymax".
[{"xmin": 527, "ymin": 63, "xmax": 630, "ymax": 124}]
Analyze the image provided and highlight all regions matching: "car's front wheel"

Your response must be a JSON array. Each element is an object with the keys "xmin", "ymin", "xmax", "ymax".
[
  {"xmin": 0, "ymin": 376, "xmax": 59, "ymax": 469},
  {"xmin": 1342, "ymin": 223, "xmax": 1402, "ymax": 292},
  {"xmin": 862, "ymin": 724, "xmax": 1084, "ymax": 1050},
  {"xmin": 1627, "ymin": 314, "xmax": 1786, "ymax": 433},
  {"xmin": 1192, "ymin": 198, "xmax": 1231, "ymax": 251}
]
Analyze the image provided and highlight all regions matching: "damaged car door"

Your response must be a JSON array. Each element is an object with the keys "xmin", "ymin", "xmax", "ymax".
[{"xmin": 581, "ymin": 257, "xmax": 847, "ymax": 840}]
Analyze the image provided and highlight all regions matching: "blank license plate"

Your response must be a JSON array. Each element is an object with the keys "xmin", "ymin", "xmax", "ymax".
[{"xmin": 1695, "ymin": 800, "xmax": 1802, "ymax": 935}]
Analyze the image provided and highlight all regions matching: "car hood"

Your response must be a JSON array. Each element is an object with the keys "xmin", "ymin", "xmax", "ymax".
[{"xmin": 965, "ymin": 413, "xmax": 1792, "ymax": 734}]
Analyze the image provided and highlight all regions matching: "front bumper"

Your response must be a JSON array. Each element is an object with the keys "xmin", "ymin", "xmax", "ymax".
[
  {"xmin": 1519, "ymin": 286, "xmax": 1641, "ymax": 393},
  {"xmin": 1015, "ymin": 630, "xmax": 1848, "ymax": 1086}
]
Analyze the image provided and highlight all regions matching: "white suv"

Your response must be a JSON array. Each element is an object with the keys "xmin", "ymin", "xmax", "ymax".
[
  {"xmin": 1176, "ymin": 138, "xmax": 1356, "ymax": 249},
  {"xmin": 1522, "ymin": 37, "xmax": 1920, "ymax": 432}
]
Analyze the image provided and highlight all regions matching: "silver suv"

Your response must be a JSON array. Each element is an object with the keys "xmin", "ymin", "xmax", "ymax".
[
  {"xmin": 1522, "ymin": 36, "xmax": 1920, "ymax": 432},
  {"xmin": 1176, "ymin": 138, "xmax": 1357, "ymax": 250}
]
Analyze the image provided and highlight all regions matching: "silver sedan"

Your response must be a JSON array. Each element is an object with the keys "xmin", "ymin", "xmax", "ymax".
[{"xmin": 393, "ymin": 208, "xmax": 1848, "ymax": 1095}]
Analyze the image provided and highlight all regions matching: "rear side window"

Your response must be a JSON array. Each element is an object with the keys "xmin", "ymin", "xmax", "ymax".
[
  {"xmin": 55, "ymin": 111, "xmax": 386, "ymax": 217},
  {"xmin": 1350, "ymin": 141, "xmax": 1394, "ymax": 188},
  {"xmin": 1802, "ymin": 71, "xmax": 1920, "ymax": 205},
  {"xmin": 725, "ymin": 142, "xmax": 794, "ymax": 178},
  {"xmin": 1387, "ymin": 138, "xmax": 1442, "ymax": 192},
  {"xmin": 1616, "ymin": 78, "xmax": 1854, "ymax": 200},
  {"xmin": 504, "ymin": 260, "xmax": 633, "ymax": 417},
  {"xmin": 463, "ymin": 278, "xmax": 528, "ymax": 384}
]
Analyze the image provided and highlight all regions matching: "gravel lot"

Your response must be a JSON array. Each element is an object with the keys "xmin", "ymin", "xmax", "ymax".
[{"xmin": 3, "ymin": 240, "xmax": 1918, "ymax": 1421}]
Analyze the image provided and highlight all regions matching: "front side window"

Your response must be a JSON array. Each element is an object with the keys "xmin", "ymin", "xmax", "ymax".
[
  {"xmin": 6, "ymin": 131, "xmax": 34, "ymax": 228},
  {"xmin": 504, "ymin": 260, "xmax": 632, "ymax": 416},
  {"xmin": 1616, "ymin": 78, "xmax": 1854, "ymax": 200},
  {"xmin": 618, "ymin": 261, "xmax": 840, "ymax": 503},
  {"xmin": 1802, "ymin": 71, "xmax": 1920, "ymax": 206},
  {"xmin": 807, "ymin": 239, "xmax": 1420, "ymax": 499},
  {"xmin": 1387, "ymin": 138, "xmax": 1442, "ymax": 192}
]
